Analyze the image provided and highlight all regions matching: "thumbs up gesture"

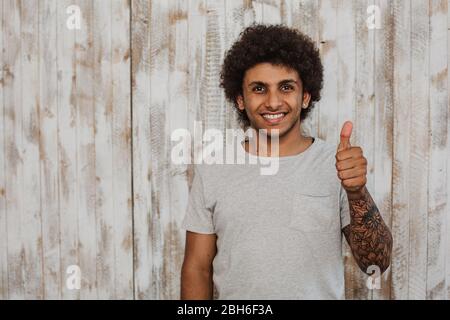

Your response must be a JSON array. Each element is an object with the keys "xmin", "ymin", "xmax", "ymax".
[{"xmin": 335, "ymin": 121, "xmax": 367, "ymax": 195}]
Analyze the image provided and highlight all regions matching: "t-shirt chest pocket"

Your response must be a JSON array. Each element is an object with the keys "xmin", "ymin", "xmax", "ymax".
[{"xmin": 289, "ymin": 190, "xmax": 340, "ymax": 233}]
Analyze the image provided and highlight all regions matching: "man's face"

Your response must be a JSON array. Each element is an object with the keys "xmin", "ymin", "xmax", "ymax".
[{"xmin": 237, "ymin": 62, "xmax": 311, "ymax": 137}]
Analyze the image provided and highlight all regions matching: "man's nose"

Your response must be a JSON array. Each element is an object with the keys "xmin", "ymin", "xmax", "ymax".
[{"xmin": 266, "ymin": 90, "xmax": 282, "ymax": 109}]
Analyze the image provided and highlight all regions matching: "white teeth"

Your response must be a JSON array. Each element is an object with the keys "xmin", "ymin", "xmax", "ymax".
[{"xmin": 263, "ymin": 113, "xmax": 284, "ymax": 120}]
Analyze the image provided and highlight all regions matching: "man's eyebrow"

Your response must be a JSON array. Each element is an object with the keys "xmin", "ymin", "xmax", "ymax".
[{"xmin": 247, "ymin": 79, "xmax": 298, "ymax": 87}]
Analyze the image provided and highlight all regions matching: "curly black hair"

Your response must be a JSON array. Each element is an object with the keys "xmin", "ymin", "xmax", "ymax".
[{"xmin": 220, "ymin": 24, "xmax": 324, "ymax": 128}]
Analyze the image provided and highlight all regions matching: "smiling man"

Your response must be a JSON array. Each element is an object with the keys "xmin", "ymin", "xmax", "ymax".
[{"xmin": 180, "ymin": 24, "xmax": 393, "ymax": 299}]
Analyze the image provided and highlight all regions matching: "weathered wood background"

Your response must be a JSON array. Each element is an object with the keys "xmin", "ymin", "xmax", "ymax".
[{"xmin": 0, "ymin": 0, "xmax": 448, "ymax": 300}]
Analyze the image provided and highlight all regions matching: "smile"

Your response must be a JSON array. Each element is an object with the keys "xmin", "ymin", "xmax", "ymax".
[{"xmin": 261, "ymin": 112, "xmax": 286, "ymax": 124}]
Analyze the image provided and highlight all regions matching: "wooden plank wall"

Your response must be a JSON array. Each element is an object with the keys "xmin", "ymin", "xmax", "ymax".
[
  {"xmin": 1, "ymin": 0, "xmax": 133, "ymax": 299},
  {"xmin": 0, "ymin": 0, "xmax": 449, "ymax": 300}
]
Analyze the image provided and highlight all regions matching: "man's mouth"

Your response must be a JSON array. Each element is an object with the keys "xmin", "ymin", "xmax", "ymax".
[{"xmin": 261, "ymin": 112, "xmax": 287, "ymax": 124}]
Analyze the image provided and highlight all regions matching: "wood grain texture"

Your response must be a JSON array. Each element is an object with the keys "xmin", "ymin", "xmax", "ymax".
[
  {"xmin": 1, "ymin": 0, "xmax": 132, "ymax": 299},
  {"xmin": 146, "ymin": 0, "xmax": 169, "ymax": 299},
  {"xmin": 222, "ymin": 0, "xmax": 255, "ymax": 130},
  {"xmin": 0, "ymin": 0, "xmax": 7, "ymax": 300},
  {"xmin": 344, "ymin": 0, "xmax": 374, "ymax": 300},
  {"xmin": 372, "ymin": 0, "xmax": 394, "ymax": 300},
  {"xmin": 39, "ymin": 0, "xmax": 61, "ymax": 299},
  {"xmin": 57, "ymin": 0, "xmax": 80, "ymax": 300},
  {"xmin": 92, "ymin": 0, "xmax": 133, "ymax": 299},
  {"xmin": 130, "ymin": 0, "xmax": 152, "ymax": 300},
  {"xmin": 1, "ymin": 0, "xmax": 449, "ymax": 300},
  {"xmin": 318, "ymin": 0, "xmax": 339, "ymax": 141},
  {"xmin": 74, "ymin": 0, "xmax": 97, "ymax": 299},
  {"xmin": 409, "ymin": 0, "xmax": 430, "ymax": 300},
  {"xmin": 164, "ymin": 0, "xmax": 189, "ymax": 300},
  {"xmin": 21, "ymin": 0, "xmax": 45, "ymax": 299},
  {"xmin": 110, "ymin": 0, "xmax": 133, "ymax": 300},
  {"xmin": 336, "ymin": 0, "xmax": 372, "ymax": 300},
  {"xmin": 132, "ymin": 0, "xmax": 173, "ymax": 299},
  {"xmin": 4, "ymin": 0, "xmax": 30, "ymax": 299},
  {"xmin": 93, "ymin": 0, "xmax": 115, "ymax": 299},
  {"xmin": 202, "ymin": 1, "xmax": 226, "ymax": 132},
  {"xmin": 390, "ymin": 0, "xmax": 412, "ymax": 300},
  {"xmin": 427, "ymin": 0, "xmax": 447, "ymax": 300},
  {"xmin": 446, "ymin": 0, "xmax": 450, "ymax": 300},
  {"xmin": 291, "ymin": 0, "xmax": 320, "ymax": 139}
]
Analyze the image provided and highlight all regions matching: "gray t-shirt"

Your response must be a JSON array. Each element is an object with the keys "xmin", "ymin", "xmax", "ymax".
[{"xmin": 181, "ymin": 136, "xmax": 351, "ymax": 299}]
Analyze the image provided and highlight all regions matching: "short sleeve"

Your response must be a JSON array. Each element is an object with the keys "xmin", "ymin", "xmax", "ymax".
[
  {"xmin": 181, "ymin": 166, "xmax": 215, "ymax": 234},
  {"xmin": 339, "ymin": 184, "xmax": 351, "ymax": 229}
]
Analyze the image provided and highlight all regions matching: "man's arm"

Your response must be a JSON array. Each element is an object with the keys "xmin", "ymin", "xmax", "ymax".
[
  {"xmin": 180, "ymin": 231, "xmax": 217, "ymax": 299},
  {"xmin": 335, "ymin": 121, "xmax": 393, "ymax": 275},
  {"xmin": 342, "ymin": 186, "xmax": 393, "ymax": 275}
]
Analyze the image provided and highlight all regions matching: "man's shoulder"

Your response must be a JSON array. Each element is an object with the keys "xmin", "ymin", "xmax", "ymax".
[{"xmin": 191, "ymin": 163, "xmax": 232, "ymax": 183}]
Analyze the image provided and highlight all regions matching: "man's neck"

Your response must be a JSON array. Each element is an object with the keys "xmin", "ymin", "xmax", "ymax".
[{"xmin": 244, "ymin": 121, "xmax": 313, "ymax": 157}]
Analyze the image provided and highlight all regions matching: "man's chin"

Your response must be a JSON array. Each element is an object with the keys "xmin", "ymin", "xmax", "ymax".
[
  {"xmin": 264, "ymin": 128, "xmax": 283, "ymax": 138},
  {"xmin": 250, "ymin": 125, "xmax": 286, "ymax": 140}
]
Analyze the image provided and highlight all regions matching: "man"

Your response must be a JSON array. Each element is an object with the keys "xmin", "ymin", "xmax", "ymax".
[{"xmin": 180, "ymin": 24, "xmax": 392, "ymax": 299}]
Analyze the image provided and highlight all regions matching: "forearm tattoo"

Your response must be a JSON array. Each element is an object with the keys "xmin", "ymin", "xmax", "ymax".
[{"xmin": 342, "ymin": 187, "xmax": 393, "ymax": 275}]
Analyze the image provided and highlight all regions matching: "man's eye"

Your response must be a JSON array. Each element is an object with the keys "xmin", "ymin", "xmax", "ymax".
[
  {"xmin": 281, "ymin": 85, "xmax": 293, "ymax": 91},
  {"xmin": 253, "ymin": 86, "xmax": 265, "ymax": 92}
]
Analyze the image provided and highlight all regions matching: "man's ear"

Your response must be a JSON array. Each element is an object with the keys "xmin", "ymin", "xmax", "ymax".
[
  {"xmin": 302, "ymin": 92, "xmax": 311, "ymax": 109},
  {"xmin": 236, "ymin": 95, "xmax": 245, "ymax": 111}
]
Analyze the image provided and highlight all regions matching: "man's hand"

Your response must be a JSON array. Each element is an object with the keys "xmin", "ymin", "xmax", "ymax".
[{"xmin": 335, "ymin": 121, "xmax": 368, "ymax": 197}]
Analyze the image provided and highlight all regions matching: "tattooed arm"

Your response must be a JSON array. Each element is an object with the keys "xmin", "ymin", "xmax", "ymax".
[
  {"xmin": 342, "ymin": 187, "xmax": 393, "ymax": 275},
  {"xmin": 335, "ymin": 121, "xmax": 392, "ymax": 275}
]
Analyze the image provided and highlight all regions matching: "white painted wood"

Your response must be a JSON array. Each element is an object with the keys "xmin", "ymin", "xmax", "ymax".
[
  {"xmin": 427, "ymin": 0, "xmax": 448, "ymax": 300},
  {"xmin": 165, "ymin": 0, "xmax": 190, "ymax": 300},
  {"xmin": 131, "ymin": 0, "xmax": 153, "ymax": 300},
  {"xmin": 391, "ymin": 0, "xmax": 413, "ymax": 300},
  {"xmin": 0, "ymin": 0, "xmax": 7, "ymax": 300},
  {"xmin": 408, "ymin": 0, "xmax": 430, "ymax": 300},
  {"xmin": 39, "ymin": 0, "xmax": 61, "ymax": 299},
  {"xmin": 4, "ymin": 0, "xmax": 30, "ymax": 299},
  {"xmin": 261, "ymin": 0, "xmax": 282, "ymax": 24},
  {"xmin": 20, "ymin": 0, "xmax": 45, "ymax": 299},
  {"xmin": 202, "ymin": 1, "xmax": 226, "ymax": 132},
  {"xmin": 446, "ymin": 0, "xmax": 450, "ymax": 300},
  {"xmin": 92, "ymin": 0, "xmax": 116, "ymax": 299},
  {"xmin": 318, "ymin": 0, "xmax": 339, "ymax": 141},
  {"xmin": 74, "ymin": 0, "xmax": 98, "ymax": 299},
  {"xmin": 0, "ymin": 2, "xmax": 8, "ymax": 300},
  {"xmin": 57, "ymin": 0, "xmax": 81, "ymax": 300},
  {"xmin": 291, "ymin": 0, "xmax": 320, "ymax": 143},
  {"xmin": 223, "ymin": 0, "xmax": 255, "ymax": 130},
  {"xmin": 133, "ymin": 0, "xmax": 174, "ymax": 299},
  {"xmin": 372, "ymin": 0, "xmax": 394, "ymax": 300},
  {"xmin": 110, "ymin": 0, "xmax": 134, "ymax": 300},
  {"xmin": 147, "ymin": 0, "xmax": 171, "ymax": 299},
  {"xmin": 350, "ymin": 0, "xmax": 377, "ymax": 300}
]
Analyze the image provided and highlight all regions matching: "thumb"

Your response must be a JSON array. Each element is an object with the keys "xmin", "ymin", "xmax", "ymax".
[{"xmin": 337, "ymin": 121, "xmax": 353, "ymax": 152}]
